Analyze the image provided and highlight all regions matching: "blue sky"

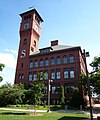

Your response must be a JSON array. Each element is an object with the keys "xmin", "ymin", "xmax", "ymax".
[{"xmin": 0, "ymin": 0, "xmax": 100, "ymax": 85}]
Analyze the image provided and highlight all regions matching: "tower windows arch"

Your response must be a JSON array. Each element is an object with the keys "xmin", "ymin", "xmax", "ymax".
[
  {"xmin": 63, "ymin": 55, "xmax": 68, "ymax": 64},
  {"xmin": 29, "ymin": 60, "xmax": 33, "ymax": 68},
  {"xmin": 45, "ymin": 58, "xmax": 49, "ymax": 66},
  {"xmin": 56, "ymin": 56, "xmax": 61, "ymax": 64}
]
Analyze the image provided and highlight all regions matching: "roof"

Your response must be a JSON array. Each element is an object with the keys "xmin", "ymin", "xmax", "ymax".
[
  {"xmin": 30, "ymin": 44, "xmax": 81, "ymax": 56},
  {"xmin": 20, "ymin": 9, "xmax": 44, "ymax": 22}
]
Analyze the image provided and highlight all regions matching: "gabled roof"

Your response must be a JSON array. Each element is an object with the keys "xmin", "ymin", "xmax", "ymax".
[
  {"xmin": 51, "ymin": 45, "xmax": 74, "ymax": 51},
  {"xmin": 30, "ymin": 44, "xmax": 80, "ymax": 56}
]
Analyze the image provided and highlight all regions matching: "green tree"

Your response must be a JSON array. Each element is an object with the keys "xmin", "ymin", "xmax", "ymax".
[
  {"xmin": 90, "ymin": 55, "xmax": 100, "ymax": 72},
  {"xmin": 0, "ymin": 63, "xmax": 5, "ymax": 82},
  {"xmin": 68, "ymin": 90, "xmax": 85, "ymax": 109},
  {"xmin": 31, "ymin": 80, "xmax": 45, "ymax": 105},
  {"xmin": 0, "ymin": 83, "xmax": 25, "ymax": 106},
  {"xmin": 79, "ymin": 73, "xmax": 88, "ymax": 95},
  {"xmin": 90, "ymin": 72, "xmax": 100, "ymax": 94},
  {"xmin": 89, "ymin": 55, "xmax": 100, "ymax": 95},
  {"xmin": 59, "ymin": 86, "xmax": 65, "ymax": 105},
  {"xmin": 24, "ymin": 72, "xmax": 46, "ymax": 105}
]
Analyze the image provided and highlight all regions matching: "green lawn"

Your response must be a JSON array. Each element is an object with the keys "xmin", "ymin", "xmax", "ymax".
[
  {"xmin": 0, "ymin": 110, "xmax": 89, "ymax": 120},
  {"xmin": 6, "ymin": 105, "xmax": 48, "ymax": 110}
]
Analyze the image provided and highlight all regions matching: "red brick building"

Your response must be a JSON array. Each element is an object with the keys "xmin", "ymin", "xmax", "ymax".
[{"xmin": 14, "ymin": 9, "xmax": 86, "ymax": 104}]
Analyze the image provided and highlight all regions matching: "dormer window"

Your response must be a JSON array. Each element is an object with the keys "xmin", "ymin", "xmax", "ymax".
[{"xmin": 39, "ymin": 47, "xmax": 53, "ymax": 54}]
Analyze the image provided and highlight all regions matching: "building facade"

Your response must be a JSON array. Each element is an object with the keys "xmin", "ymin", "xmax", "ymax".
[{"xmin": 14, "ymin": 9, "xmax": 86, "ymax": 104}]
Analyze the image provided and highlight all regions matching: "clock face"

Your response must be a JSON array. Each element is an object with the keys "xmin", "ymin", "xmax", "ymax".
[{"xmin": 24, "ymin": 22, "xmax": 29, "ymax": 29}]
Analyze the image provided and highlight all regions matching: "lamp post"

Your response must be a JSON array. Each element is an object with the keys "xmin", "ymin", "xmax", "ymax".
[
  {"xmin": 83, "ymin": 49, "xmax": 93, "ymax": 120},
  {"xmin": 48, "ymin": 79, "xmax": 53, "ymax": 112}
]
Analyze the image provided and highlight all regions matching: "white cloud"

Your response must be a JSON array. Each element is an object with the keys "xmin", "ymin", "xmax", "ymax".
[
  {"xmin": 0, "ymin": 49, "xmax": 17, "ymax": 85},
  {"xmin": 4, "ymin": 49, "xmax": 17, "ymax": 55},
  {"xmin": 0, "ymin": 52, "xmax": 17, "ymax": 68}
]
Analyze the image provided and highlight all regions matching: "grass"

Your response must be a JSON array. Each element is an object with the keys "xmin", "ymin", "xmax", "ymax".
[
  {"xmin": 5, "ymin": 105, "xmax": 65, "ymax": 110},
  {"xmin": 5, "ymin": 105, "xmax": 48, "ymax": 110},
  {"xmin": 0, "ymin": 110, "xmax": 89, "ymax": 120}
]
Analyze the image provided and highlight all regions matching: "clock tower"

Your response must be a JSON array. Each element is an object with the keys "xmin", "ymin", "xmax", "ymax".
[{"xmin": 14, "ymin": 9, "xmax": 43, "ymax": 84}]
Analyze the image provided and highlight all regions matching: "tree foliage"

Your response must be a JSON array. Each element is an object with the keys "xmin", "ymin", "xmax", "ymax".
[
  {"xmin": 0, "ymin": 63, "xmax": 5, "ymax": 82},
  {"xmin": 0, "ymin": 83, "xmax": 25, "ymax": 106},
  {"xmin": 89, "ymin": 55, "xmax": 100, "ymax": 94},
  {"xmin": 24, "ymin": 72, "xmax": 46, "ymax": 105},
  {"xmin": 90, "ymin": 72, "xmax": 100, "ymax": 94},
  {"xmin": 59, "ymin": 86, "xmax": 65, "ymax": 105},
  {"xmin": 79, "ymin": 73, "xmax": 88, "ymax": 95},
  {"xmin": 68, "ymin": 89, "xmax": 85, "ymax": 108},
  {"xmin": 80, "ymin": 55, "xmax": 100, "ymax": 95},
  {"xmin": 90, "ymin": 55, "xmax": 100, "ymax": 72},
  {"xmin": 0, "ymin": 72, "xmax": 46, "ymax": 107},
  {"xmin": 30, "ymin": 80, "xmax": 45, "ymax": 105}
]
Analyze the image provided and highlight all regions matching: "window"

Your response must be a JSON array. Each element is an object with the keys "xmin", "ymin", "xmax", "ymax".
[
  {"xmin": 35, "ymin": 15, "xmax": 40, "ymax": 24},
  {"xmin": 19, "ymin": 73, "xmax": 24, "ymax": 80},
  {"xmin": 56, "ymin": 56, "xmax": 61, "ymax": 64},
  {"xmin": 22, "ymin": 74, "xmax": 24, "ymax": 79},
  {"xmin": 51, "ymin": 70, "xmax": 55, "ymax": 80},
  {"xmin": 24, "ymin": 14, "xmax": 32, "ymax": 21},
  {"xmin": 44, "ymin": 71, "xmax": 48, "ymax": 80},
  {"xmin": 31, "ymin": 47, "xmax": 34, "ymax": 52},
  {"xmin": 40, "ymin": 59, "xmax": 44, "ymax": 67},
  {"xmin": 50, "ymin": 57, "xmax": 55, "ymax": 65},
  {"xmin": 34, "ymin": 40, "xmax": 36, "ymax": 47},
  {"xmin": 64, "ymin": 68, "xmax": 68, "ymax": 79},
  {"xmin": 56, "ymin": 69, "xmax": 60, "ymax": 80},
  {"xmin": 21, "ymin": 63, "xmax": 23, "ymax": 68},
  {"xmin": 29, "ymin": 72, "xmax": 32, "ymax": 81},
  {"xmin": 52, "ymin": 85, "xmax": 60, "ymax": 94},
  {"xmin": 70, "ymin": 67, "xmax": 74, "ymax": 78},
  {"xmin": 39, "ymin": 71, "xmax": 43, "ymax": 80},
  {"xmin": 69, "ymin": 54, "xmax": 74, "ymax": 63},
  {"xmin": 45, "ymin": 58, "xmax": 49, "ymax": 66},
  {"xmin": 40, "ymin": 49, "xmax": 50, "ymax": 54},
  {"xmin": 33, "ymin": 72, "xmax": 37, "ymax": 80},
  {"xmin": 23, "ymin": 38, "xmax": 27, "ymax": 45},
  {"xmin": 34, "ymin": 60, "xmax": 38, "ymax": 67},
  {"xmin": 63, "ymin": 55, "xmax": 68, "ymax": 64},
  {"xmin": 18, "ymin": 74, "xmax": 22, "ymax": 79},
  {"xmin": 43, "ymin": 86, "xmax": 47, "ymax": 95},
  {"xmin": 29, "ymin": 60, "xmax": 33, "ymax": 68},
  {"xmin": 65, "ymin": 85, "xmax": 78, "ymax": 93}
]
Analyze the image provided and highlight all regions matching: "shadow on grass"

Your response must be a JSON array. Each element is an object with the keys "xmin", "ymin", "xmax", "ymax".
[
  {"xmin": 0, "ymin": 112, "xmax": 28, "ymax": 115},
  {"xmin": 58, "ymin": 116, "xmax": 88, "ymax": 120}
]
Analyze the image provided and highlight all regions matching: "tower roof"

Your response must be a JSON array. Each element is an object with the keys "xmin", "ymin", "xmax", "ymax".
[{"xmin": 20, "ymin": 9, "xmax": 44, "ymax": 22}]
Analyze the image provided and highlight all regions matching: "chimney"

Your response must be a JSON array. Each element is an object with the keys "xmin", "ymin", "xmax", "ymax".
[{"xmin": 51, "ymin": 40, "xmax": 58, "ymax": 46}]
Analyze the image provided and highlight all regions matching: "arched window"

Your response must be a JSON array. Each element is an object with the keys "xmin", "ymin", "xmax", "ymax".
[
  {"xmin": 56, "ymin": 56, "xmax": 61, "ymax": 64},
  {"xmin": 34, "ymin": 60, "xmax": 38, "ymax": 67},
  {"xmin": 63, "ymin": 55, "xmax": 68, "ymax": 64},
  {"xmin": 45, "ymin": 58, "xmax": 49, "ymax": 66},
  {"xmin": 33, "ymin": 72, "xmax": 37, "ymax": 80},
  {"xmin": 70, "ymin": 67, "xmax": 74, "ymax": 78},
  {"xmin": 40, "ymin": 59, "xmax": 44, "ymax": 67},
  {"xmin": 29, "ymin": 60, "xmax": 33, "ymax": 68},
  {"xmin": 44, "ymin": 71, "xmax": 48, "ymax": 80},
  {"xmin": 50, "ymin": 57, "xmax": 55, "ymax": 65},
  {"xmin": 29, "ymin": 72, "xmax": 32, "ymax": 81},
  {"xmin": 69, "ymin": 54, "xmax": 74, "ymax": 63}
]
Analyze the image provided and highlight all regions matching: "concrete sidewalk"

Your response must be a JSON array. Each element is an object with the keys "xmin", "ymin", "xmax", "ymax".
[{"xmin": 0, "ymin": 108, "xmax": 47, "ymax": 113}]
